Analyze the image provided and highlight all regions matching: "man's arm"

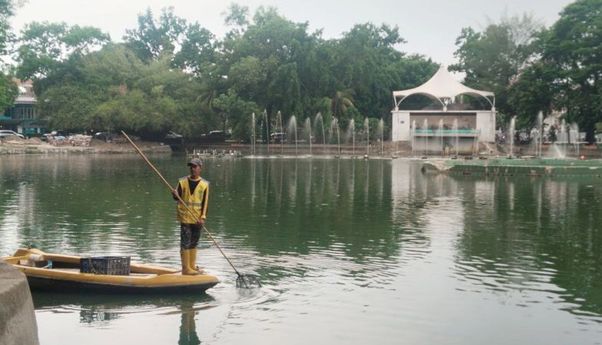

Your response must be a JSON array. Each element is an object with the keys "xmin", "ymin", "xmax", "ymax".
[
  {"xmin": 200, "ymin": 185, "xmax": 209, "ymax": 222},
  {"xmin": 172, "ymin": 183, "xmax": 183, "ymax": 201}
]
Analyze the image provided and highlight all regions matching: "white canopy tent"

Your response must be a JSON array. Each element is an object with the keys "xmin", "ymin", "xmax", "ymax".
[
  {"xmin": 392, "ymin": 66, "xmax": 495, "ymax": 111},
  {"xmin": 391, "ymin": 66, "xmax": 497, "ymax": 145}
]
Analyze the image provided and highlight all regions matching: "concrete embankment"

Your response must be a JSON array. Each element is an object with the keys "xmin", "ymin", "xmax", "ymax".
[
  {"xmin": 0, "ymin": 263, "xmax": 39, "ymax": 345},
  {"xmin": 422, "ymin": 157, "xmax": 602, "ymax": 177}
]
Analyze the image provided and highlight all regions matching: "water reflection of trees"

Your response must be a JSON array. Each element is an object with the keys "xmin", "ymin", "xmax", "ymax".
[
  {"xmin": 0, "ymin": 155, "xmax": 178, "ymax": 260},
  {"xmin": 452, "ymin": 174, "xmax": 602, "ymax": 319},
  {"xmin": 209, "ymin": 159, "xmax": 399, "ymax": 282},
  {"xmin": 390, "ymin": 160, "xmax": 462, "ymax": 262}
]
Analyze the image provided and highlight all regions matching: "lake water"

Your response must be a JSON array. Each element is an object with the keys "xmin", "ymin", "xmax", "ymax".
[{"xmin": 1, "ymin": 154, "xmax": 602, "ymax": 345}]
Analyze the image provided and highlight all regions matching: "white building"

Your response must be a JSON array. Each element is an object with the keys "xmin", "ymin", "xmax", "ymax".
[{"xmin": 391, "ymin": 66, "xmax": 496, "ymax": 154}]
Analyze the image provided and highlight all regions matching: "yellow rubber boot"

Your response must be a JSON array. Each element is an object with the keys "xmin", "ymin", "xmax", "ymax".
[
  {"xmin": 182, "ymin": 249, "xmax": 199, "ymax": 275},
  {"xmin": 180, "ymin": 249, "xmax": 189, "ymax": 274},
  {"xmin": 189, "ymin": 248, "xmax": 203, "ymax": 274}
]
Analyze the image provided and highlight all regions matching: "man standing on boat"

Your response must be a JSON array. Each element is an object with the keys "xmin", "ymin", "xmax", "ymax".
[{"xmin": 173, "ymin": 158, "xmax": 209, "ymax": 275}]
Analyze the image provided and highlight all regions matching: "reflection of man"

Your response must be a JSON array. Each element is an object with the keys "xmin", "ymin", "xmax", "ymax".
[{"xmin": 178, "ymin": 301, "xmax": 200, "ymax": 345}]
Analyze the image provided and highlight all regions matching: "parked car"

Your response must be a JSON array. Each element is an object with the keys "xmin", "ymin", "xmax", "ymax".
[
  {"xmin": 93, "ymin": 132, "xmax": 118, "ymax": 142},
  {"xmin": 198, "ymin": 130, "xmax": 229, "ymax": 143},
  {"xmin": 163, "ymin": 131, "xmax": 184, "ymax": 151},
  {"xmin": 270, "ymin": 132, "xmax": 286, "ymax": 143},
  {"xmin": 42, "ymin": 130, "xmax": 70, "ymax": 142},
  {"xmin": 0, "ymin": 130, "xmax": 25, "ymax": 139},
  {"xmin": 165, "ymin": 131, "xmax": 183, "ymax": 140}
]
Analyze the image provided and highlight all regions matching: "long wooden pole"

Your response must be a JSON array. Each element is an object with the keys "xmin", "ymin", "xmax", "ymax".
[{"xmin": 120, "ymin": 131, "xmax": 244, "ymax": 278}]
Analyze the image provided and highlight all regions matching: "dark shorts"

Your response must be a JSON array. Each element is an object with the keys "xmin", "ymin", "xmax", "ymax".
[{"xmin": 180, "ymin": 224, "xmax": 201, "ymax": 249}]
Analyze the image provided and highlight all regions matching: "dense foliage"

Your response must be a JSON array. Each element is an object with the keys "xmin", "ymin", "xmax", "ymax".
[
  {"xmin": 450, "ymin": 14, "xmax": 542, "ymax": 127},
  {"xmin": 1, "ymin": 1, "xmax": 601, "ymax": 142},
  {"xmin": 452, "ymin": 0, "xmax": 602, "ymax": 141},
  {"xmin": 1, "ymin": 5, "xmax": 436, "ymax": 140},
  {"xmin": 4, "ymin": 5, "xmax": 437, "ymax": 140},
  {"xmin": 0, "ymin": 0, "xmax": 16, "ymax": 111}
]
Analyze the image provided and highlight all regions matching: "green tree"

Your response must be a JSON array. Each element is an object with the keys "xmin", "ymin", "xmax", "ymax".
[
  {"xmin": 224, "ymin": 3, "xmax": 249, "ymax": 29},
  {"xmin": 40, "ymin": 83, "xmax": 101, "ymax": 130},
  {"xmin": 172, "ymin": 23, "xmax": 217, "ymax": 77},
  {"xmin": 0, "ymin": 0, "xmax": 14, "ymax": 56},
  {"xmin": 15, "ymin": 21, "xmax": 110, "ymax": 82},
  {"xmin": 0, "ymin": 0, "xmax": 19, "ymax": 114},
  {"xmin": 219, "ymin": 6, "xmax": 321, "ymax": 132},
  {"xmin": 0, "ymin": 72, "xmax": 17, "ymax": 111},
  {"xmin": 36, "ymin": 44, "xmax": 142, "ymax": 131},
  {"xmin": 451, "ymin": 14, "xmax": 543, "ymax": 124},
  {"xmin": 507, "ymin": 61, "xmax": 556, "ymax": 128},
  {"xmin": 329, "ymin": 89, "xmax": 355, "ymax": 119},
  {"xmin": 330, "ymin": 24, "xmax": 437, "ymax": 130},
  {"xmin": 124, "ymin": 7, "xmax": 187, "ymax": 63},
  {"xmin": 539, "ymin": 0, "xmax": 602, "ymax": 142},
  {"xmin": 16, "ymin": 4, "xmax": 438, "ymax": 142},
  {"xmin": 0, "ymin": 0, "xmax": 17, "ymax": 112},
  {"xmin": 92, "ymin": 88, "xmax": 175, "ymax": 136},
  {"xmin": 212, "ymin": 90, "xmax": 260, "ymax": 141},
  {"xmin": 215, "ymin": 6, "xmax": 438, "ymax": 138},
  {"xmin": 133, "ymin": 57, "xmax": 207, "ymax": 137},
  {"xmin": 37, "ymin": 43, "xmax": 207, "ymax": 137},
  {"xmin": 334, "ymin": 23, "xmax": 403, "ymax": 115}
]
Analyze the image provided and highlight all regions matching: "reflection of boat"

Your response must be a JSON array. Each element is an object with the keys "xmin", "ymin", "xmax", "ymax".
[
  {"xmin": 32, "ymin": 289, "xmax": 214, "ymax": 309},
  {"xmin": 2, "ymin": 248, "xmax": 219, "ymax": 294},
  {"xmin": 32, "ymin": 290, "xmax": 215, "ymax": 332}
]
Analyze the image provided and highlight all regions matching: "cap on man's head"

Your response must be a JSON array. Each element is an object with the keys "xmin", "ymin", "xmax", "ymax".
[{"xmin": 187, "ymin": 158, "xmax": 203, "ymax": 167}]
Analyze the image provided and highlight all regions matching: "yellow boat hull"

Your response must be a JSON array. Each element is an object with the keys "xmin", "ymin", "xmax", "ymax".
[{"xmin": 2, "ymin": 248, "xmax": 219, "ymax": 294}]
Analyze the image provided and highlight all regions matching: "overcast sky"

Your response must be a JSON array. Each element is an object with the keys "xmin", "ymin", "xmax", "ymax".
[{"xmin": 11, "ymin": 0, "xmax": 575, "ymax": 65}]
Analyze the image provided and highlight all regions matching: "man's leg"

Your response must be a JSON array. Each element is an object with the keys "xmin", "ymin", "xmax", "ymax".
[
  {"xmin": 180, "ymin": 224, "xmax": 199, "ymax": 275},
  {"xmin": 188, "ymin": 225, "xmax": 203, "ymax": 273}
]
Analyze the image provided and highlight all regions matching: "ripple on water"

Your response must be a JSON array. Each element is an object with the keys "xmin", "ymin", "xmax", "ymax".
[{"xmin": 451, "ymin": 252, "xmax": 602, "ymax": 327}]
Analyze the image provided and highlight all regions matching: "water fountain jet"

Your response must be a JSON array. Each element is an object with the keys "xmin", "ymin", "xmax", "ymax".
[
  {"xmin": 364, "ymin": 118, "xmax": 370, "ymax": 158},
  {"xmin": 509, "ymin": 116, "xmax": 516, "ymax": 158},
  {"xmin": 315, "ymin": 113, "xmax": 326, "ymax": 155},
  {"xmin": 288, "ymin": 115, "xmax": 298, "ymax": 156},
  {"xmin": 378, "ymin": 118, "xmax": 384, "ymax": 156},
  {"xmin": 251, "ymin": 112, "xmax": 256, "ymax": 156},
  {"xmin": 305, "ymin": 117, "xmax": 312, "ymax": 156}
]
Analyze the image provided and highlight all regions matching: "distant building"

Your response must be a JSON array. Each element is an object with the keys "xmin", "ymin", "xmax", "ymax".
[
  {"xmin": 391, "ymin": 66, "xmax": 496, "ymax": 154},
  {"xmin": 0, "ymin": 80, "xmax": 46, "ymax": 136}
]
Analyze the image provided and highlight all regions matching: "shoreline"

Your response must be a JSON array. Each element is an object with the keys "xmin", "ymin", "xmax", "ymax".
[
  {"xmin": 0, "ymin": 138, "xmax": 172, "ymax": 155},
  {"xmin": 2, "ymin": 138, "xmax": 601, "ymax": 158}
]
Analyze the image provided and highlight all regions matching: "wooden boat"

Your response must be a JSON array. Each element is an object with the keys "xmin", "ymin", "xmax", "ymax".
[{"xmin": 1, "ymin": 248, "xmax": 219, "ymax": 294}]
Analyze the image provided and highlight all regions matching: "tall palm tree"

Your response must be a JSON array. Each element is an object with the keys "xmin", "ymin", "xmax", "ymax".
[{"xmin": 330, "ymin": 89, "xmax": 355, "ymax": 119}]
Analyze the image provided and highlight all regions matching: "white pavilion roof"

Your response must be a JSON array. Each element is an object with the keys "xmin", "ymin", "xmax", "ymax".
[{"xmin": 392, "ymin": 66, "xmax": 494, "ymax": 110}]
